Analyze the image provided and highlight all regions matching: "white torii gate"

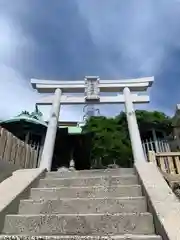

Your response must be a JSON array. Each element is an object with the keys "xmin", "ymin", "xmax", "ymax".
[{"xmin": 31, "ymin": 76, "xmax": 154, "ymax": 171}]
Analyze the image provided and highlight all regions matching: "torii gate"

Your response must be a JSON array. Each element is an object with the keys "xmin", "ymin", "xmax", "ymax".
[{"xmin": 31, "ymin": 76, "xmax": 154, "ymax": 171}]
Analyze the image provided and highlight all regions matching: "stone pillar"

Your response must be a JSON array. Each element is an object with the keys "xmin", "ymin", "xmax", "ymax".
[
  {"xmin": 123, "ymin": 87, "xmax": 146, "ymax": 162},
  {"xmin": 40, "ymin": 88, "xmax": 62, "ymax": 171}
]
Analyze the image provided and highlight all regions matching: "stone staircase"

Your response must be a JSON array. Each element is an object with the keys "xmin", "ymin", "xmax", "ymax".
[{"xmin": 1, "ymin": 168, "xmax": 162, "ymax": 239}]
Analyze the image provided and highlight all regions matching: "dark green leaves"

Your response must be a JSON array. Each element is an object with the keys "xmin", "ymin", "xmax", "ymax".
[{"xmin": 82, "ymin": 110, "xmax": 172, "ymax": 169}]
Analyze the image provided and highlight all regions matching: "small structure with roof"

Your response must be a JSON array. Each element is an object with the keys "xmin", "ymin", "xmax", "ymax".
[{"xmin": 0, "ymin": 107, "xmax": 93, "ymax": 170}]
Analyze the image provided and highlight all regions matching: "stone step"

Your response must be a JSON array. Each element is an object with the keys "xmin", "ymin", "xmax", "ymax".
[
  {"xmin": 19, "ymin": 197, "xmax": 147, "ymax": 214},
  {"xmin": 38, "ymin": 175, "xmax": 138, "ymax": 188},
  {"xmin": 45, "ymin": 168, "xmax": 135, "ymax": 178},
  {"xmin": 0, "ymin": 235, "xmax": 162, "ymax": 240},
  {"xmin": 30, "ymin": 185, "xmax": 142, "ymax": 200},
  {"xmin": 3, "ymin": 213, "xmax": 154, "ymax": 235}
]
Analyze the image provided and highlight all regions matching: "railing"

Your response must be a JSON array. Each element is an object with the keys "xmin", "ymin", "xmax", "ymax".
[
  {"xmin": 0, "ymin": 127, "xmax": 38, "ymax": 169},
  {"xmin": 143, "ymin": 139, "xmax": 171, "ymax": 152},
  {"xmin": 143, "ymin": 139, "xmax": 171, "ymax": 160}
]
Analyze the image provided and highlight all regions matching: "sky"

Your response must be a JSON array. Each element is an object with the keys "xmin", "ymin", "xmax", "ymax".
[{"xmin": 1, "ymin": 0, "xmax": 180, "ymax": 121}]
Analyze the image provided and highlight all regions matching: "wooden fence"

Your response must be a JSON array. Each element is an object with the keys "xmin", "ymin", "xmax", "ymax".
[
  {"xmin": 0, "ymin": 127, "xmax": 39, "ymax": 169},
  {"xmin": 148, "ymin": 151, "xmax": 180, "ymax": 174},
  {"xmin": 148, "ymin": 150, "xmax": 180, "ymax": 188}
]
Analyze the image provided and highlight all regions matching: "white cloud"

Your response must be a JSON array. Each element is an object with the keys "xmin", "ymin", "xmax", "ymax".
[
  {"xmin": 77, "ymin": 0, "xmax": 174, "ymax": 75},
  {"xmin": 0, "ymin": 14, "xmax": 39, "ymax": 119},
  {"xmin": 0, "ymin": 65, "xmax": 39, "ymax": 119},
  {"xmin": 0, "ymin": 10, "xmax": 82, "ymax": 121},
  {"xmin": 77, "ymin": 0, "xmax": 180, "ymax": 115},
  {"xmin": 1, "ymin": 0, "xmax": 179, "ymax": 121}
]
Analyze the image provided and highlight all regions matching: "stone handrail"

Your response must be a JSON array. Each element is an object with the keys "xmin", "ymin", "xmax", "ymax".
[
  {"xmin": 0, "ymin": 168, "xmax": 46, "ymax": 231},
  {"xmin": 135, "ymin": 161, "xmax": 180, "ymax": 240}
]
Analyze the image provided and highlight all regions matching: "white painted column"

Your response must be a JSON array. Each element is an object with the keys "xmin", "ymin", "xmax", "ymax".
[
  {"xmin": 123, "ymin": 87, "xmax": 146, "ymax": 162},
  {"xmin": 40, "ymin": 88, "xmax": 62, "ymax": 171}
]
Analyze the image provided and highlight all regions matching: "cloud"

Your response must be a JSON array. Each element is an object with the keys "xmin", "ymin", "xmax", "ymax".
[
  {"xmin": 0, "ymin": 1, "xmax": 94, "ymax": 121},
  {"xmin": 0, "ymin": 65, "xmax": 37, "ymax": 119},
  {"xmin": 77, "ymin": 0, "xmax": 180, "ymax": 115},
  {"xmin": 0, "ymin": 13, "xmax": 39, "ymax": 119},
  {"xmin": 77, "ymin": 0, "xmax": 179, "ymax": 73},
  {"xmin": 1, "ymin": 0, "xmax": 180, "ymax": 121}
]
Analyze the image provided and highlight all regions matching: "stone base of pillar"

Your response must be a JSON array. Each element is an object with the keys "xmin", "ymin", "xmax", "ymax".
[
  {"xmin": 107, "ymin": 163, "xmax": 120, "ymax": 169},
  {"xmin": 69, "ymin": 159, "xmax": 75, "ymax": 171},
  {"xmin": 57, "ymin": 159, "xmax": 76, "ymax": 172},
  {"xmin": 57, "ymin": 167, "xmax": 71, "ymax": 172}
]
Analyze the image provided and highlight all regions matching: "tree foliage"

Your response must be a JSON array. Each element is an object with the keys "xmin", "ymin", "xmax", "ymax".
[
  {"xmin": 82, "ymin": 110, "xmax": 172, "ymax": 168},
  {"xmin": 83, "ymin": 116, "xmax": 132, "ymax": 168},
  {"xmin": 135, "ymin": 110, "xmax": 172, "ymax": 134}
]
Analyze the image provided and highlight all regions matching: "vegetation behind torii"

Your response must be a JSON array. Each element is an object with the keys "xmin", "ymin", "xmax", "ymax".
[
  {"xmin": 82, "ymin": 110, "xmax": 173, "ymax": 168},
  {"xmin": 15, "ymin": 108, "xmax": 173, "ymax": 168}
]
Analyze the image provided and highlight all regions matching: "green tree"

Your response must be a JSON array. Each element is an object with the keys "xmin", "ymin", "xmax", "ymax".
[
  {"xmin": 83, "ymin": 110, "xmax": 172, "ymax": 168},
  {"xmin": 83, "ymin": 116, "xmax": 132, "ymax": 168},
  {"xmin": 135, "ymin": 110, "xmax": 172, "ymax": 135}
]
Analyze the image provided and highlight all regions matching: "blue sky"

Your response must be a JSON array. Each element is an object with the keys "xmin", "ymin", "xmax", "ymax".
[{"xmin": 0, "ymin": 0, "xmax": 180, "ymax": 121}]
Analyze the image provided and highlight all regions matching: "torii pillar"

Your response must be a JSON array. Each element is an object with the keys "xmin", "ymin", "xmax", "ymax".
[
  {"xmin": 40, "ymin": 88, "xmax": 61, "ymax": 170},
  {"xmin": 123, "ymin": 87, "xmax": 145, "ymax": 162}
]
